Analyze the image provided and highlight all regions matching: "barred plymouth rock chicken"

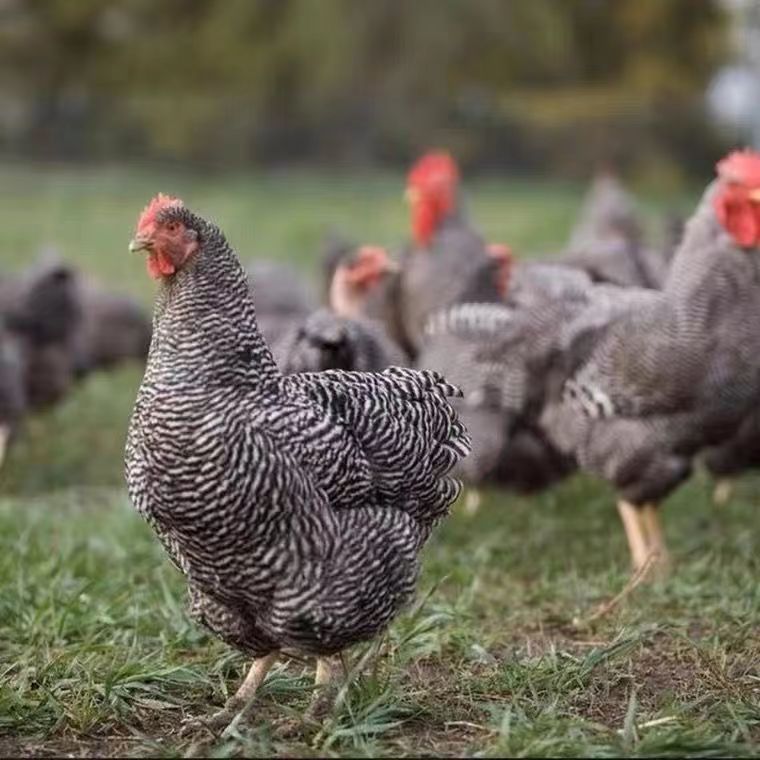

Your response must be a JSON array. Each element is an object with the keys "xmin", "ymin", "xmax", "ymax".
[
  {"xmin": 540, "ymin": 150, "xmax": 760, "ymax": 576},
  {"xmin": 124, "ymin": 195, "xmax": 470, "ymax": 732},
  {"xmin": 560, "ymin": 168, "xmax": 673, "ymax": 289},
  {"xmin": 396, "ymin": 151, "xmax": 504, "ymax": 357},
  {"xmin": 0, "ymin": 259, "xmax": 82, "ymax": 408},
  {"xmin": 275, "ymin": 245, "xmax": 408, "ymax": 374}
]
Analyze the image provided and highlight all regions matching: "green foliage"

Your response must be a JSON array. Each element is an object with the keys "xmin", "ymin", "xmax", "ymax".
[{"xmin": 0, "ymin": 0, "xmax": 729, "ymax": 173}]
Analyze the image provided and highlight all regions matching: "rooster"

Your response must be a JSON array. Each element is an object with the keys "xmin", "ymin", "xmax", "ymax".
[
  {"xmin": 396, "ymin": 151, "xmax": 504, "ymax": 357},
  {"xmin": 275, "ymin": 245, "xmax": 408, "ymax": 374},
  {"xmin": 540, "ymin": 150, "xmax": 760, "ymax": 576},
  {"xmin": 125, "ymin": 195, "xmax": 470, "ymax": 732}
]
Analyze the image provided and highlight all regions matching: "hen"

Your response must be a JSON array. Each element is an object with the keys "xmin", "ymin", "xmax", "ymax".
[
  {"xmin": 124, "ymin": 195, "xmax": 470, "ymax": 731},
  {"xmin": 560, "ymin": 168, "xmax": 670, "ymax": 289},
  {"xmin": 541, "ymin": 150, "xmax": 760, "ymax": 576},
  {"xmin": 0, "ymin": 259, "xmax": 82, "ymax": 409},
  {"xmin": 275, "ymin": 245, "xmax": 408, "ymax": 373}
]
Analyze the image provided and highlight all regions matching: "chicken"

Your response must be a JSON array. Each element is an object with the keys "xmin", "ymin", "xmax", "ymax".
[
  {"xmin": 0, "ymin": 319, "xmax": 26, "ymax": 468},
  {"xmin": 539, "ymin": 150, "xmax": 760, "ymax": 576},
  {"xmin": 124, "ymin": 194, "xmax": 470, "ymax": 732},
  {"xmin": 245, "ymin": 260, "xmax": 317, "ymax": 348},
  {"xmin": 275, "ymin": 245, "xmax": 408, "ymax": 374},
  {"xmin": 418, "ymin": 298, "xmax": 578, "ymax": 499},
  {"xmin": 72, "ymin": 279, "xmax": 151, "ymax": 376},
  {"xmin": 321, "ymin": 235, "xmax": 404, "ymax": 345},
  {"xmin": 396, "ymin": 151, "xmax": 503, "ymax": 357},
  {"xmin": 560, "ymin": 168, "xmax": 670, "ymax": 289},
  {"xmin": 0, "ymin": 259, "xmax": 83, "ymax": 409}
]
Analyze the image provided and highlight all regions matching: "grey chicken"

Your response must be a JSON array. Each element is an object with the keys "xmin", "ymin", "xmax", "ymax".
[
  {"xmin": 396, "ymin": 151, "xmax": 504, "ymax": 357},
  {"xmin": 125, "ymin": 194, "xmax": 470, "ymax": 732},
  {"xmin": 540, "ymin": 150, "xmax": 760, "ymax": 576},
  {"xmin": 561, "ymin": 168, "xmax": 670, "ymax": 289},
  {"xmin": 0, "ymin": 259, "xmax": 82, "ymax": 409},
  {"xmin": 275, "ymin": 245, "xmax": 408, "ymax": 374},
  {"xmin": 72, "ymin": 279, "xmax": 151, "ymax": 376}
]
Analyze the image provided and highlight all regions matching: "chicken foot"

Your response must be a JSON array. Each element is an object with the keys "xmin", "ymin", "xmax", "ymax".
[
  {"xmin": 274, "ymin": 654, "xmax": 346, "ymax": 739},
  {"xmin": 712, "ymin": 478, "xmax": 733, "ymax": 507},
  {"xmin": 617, "ymin": 501, "xmax": 670, "ymax": 579},
  {"xmin": 0, "ymin": 425, "xmax": 9, "ymax": 470},
  {"xmin": 464, "ymin": 489, "xmax": 482, "ymax": 515},
  {"xmin": 181, "ymin": 652, "xmax": 278, "ymax": 736}
]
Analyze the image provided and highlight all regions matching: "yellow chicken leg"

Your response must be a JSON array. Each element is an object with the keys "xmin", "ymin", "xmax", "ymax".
[
  {"xmin": 182, "ymin": 652, "xmax": 278, "ymax": 735},
  {"xmin": 640, "ymin": 503, "xmax": 671, "ymax": 579},
  {"xmin": 464, "ymin": 489, "xmax": 482, "ymax": 515},
  {"xmin": 0, "ymin": 425, "xmax": 9, "ymax": 470},
  {"xmin": 712, "ymin": 478, "xmax": 733, "ymax": 507},
  {"xmin": 617, "ymin": 500, "xmax": 651, "ymax": 572},
  {"xmin": 306, "ymin": 655, "xmax": 344, "ymax": 721}
]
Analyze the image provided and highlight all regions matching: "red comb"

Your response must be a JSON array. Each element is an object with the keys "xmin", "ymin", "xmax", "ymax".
[
  {"xmin": 716, "ymin": 150, "xmax": 760, "ymax": 187},
  {"xmin": 137, "ymin": 193, "xmax": 183, "ymax": 232},
  {"xmin": 408, "ymin": 151, "xmax": 459, "ymax": 191}
]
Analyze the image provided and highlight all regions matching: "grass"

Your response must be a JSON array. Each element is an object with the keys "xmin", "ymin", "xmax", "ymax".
[{"xmin": 1, "ymin": 164, "xmax": 758, "ymax": 757}]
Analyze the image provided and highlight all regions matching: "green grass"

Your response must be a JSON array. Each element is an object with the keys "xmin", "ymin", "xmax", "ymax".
[{"xmin": 1, "ymin": 164, "xmax": 758, "ymax": 757}]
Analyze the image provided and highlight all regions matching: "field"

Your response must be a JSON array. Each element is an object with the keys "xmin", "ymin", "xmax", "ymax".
[{"xmin": 1, "ymin": 165, "xmax": 758, "ymax": 758}]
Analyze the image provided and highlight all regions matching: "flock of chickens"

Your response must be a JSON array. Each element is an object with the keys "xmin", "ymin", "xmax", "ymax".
[
  {"xmin": 248, "ymin": 150, "xmax": 760, "ymax": 581},
  {"xmin": 118, "ymin": 147, "xmax": 760, "ymax": 733},
  {"xmin": 4, "ymin": 147, "xmax": 760, "ymax": 730}
]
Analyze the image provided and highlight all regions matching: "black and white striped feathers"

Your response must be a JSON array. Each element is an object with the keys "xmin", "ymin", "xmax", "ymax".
[{"xmin": 125, "ymin": 201, "xmax": 470, "ymax": 658}]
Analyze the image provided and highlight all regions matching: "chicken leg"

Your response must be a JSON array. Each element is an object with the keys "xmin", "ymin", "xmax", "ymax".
[
  {"xmin": 0, "ymin": 425, "xmax": 9, "ymax": 470},
  {"xmin": 617, "ymin": 501, "xmax": 670, "ymax": 579},
  {"xmin": 464, "ymin": 489, "xmax": 482, "ymax": 515},
  {"xmin": 712, "ymin": 478, "xmax": 733, "ymax": 507},
  {"xmin": 182, "ymin": 652, "xmax": 278, "ymax": 735},
  {"xmin": 617, "ymin": 500, "xmax": 650, "ymax": 572},
  {"xmin": 306, "ymin": 655, "xmax": 344, "ymax": 721},
  {"xmin": 640, "ymin": 502, "xmax": 671, "ymax": 578}
]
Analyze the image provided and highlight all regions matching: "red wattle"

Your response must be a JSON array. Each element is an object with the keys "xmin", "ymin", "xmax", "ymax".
[
  {"xmin": 714, "ymin": 189, "xmax": 760, "ymax": 248},
  {"xmin": 147, "ymin": 251, "xmax": 176, "ymax": 279}
]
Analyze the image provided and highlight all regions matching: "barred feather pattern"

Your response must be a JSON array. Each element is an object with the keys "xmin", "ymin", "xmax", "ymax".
[
  {"xmin": 542, "ymin": 181, "xmax": 760, "ymax": 504},
  {"xmin": 125, "ymin": 206, "xmax": 470, "ymax": 658},
  {"xmin": 397, "ymin": 213, "xmax": 503, "ymax": 355}
]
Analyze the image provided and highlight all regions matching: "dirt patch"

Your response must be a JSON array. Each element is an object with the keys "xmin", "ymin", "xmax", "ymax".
[{"xmin": 573, "ymin": 640, "xmax": 709, "ymax": 728}]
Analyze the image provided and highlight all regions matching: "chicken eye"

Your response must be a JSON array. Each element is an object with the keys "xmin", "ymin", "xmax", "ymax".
[{"xmin": 165, "ymin": 221, "xmax": 180, "ymax": 233}]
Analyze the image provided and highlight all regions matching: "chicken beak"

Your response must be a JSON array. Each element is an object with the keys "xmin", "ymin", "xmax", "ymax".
[
  {"xmin": 749, "ymin": 188, "xmax": 760, "ymax": 202},
  {"xmin": 129, "ymin": 235, "xmax": 152, "ymax": 253},
  {"xmin": 383, "ymin": 259, "xmax": 401, "ymax": 274}
]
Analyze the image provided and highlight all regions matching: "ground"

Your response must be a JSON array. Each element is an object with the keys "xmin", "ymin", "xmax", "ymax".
[{"xmin": 1, "ymin": 165, "xmax": 758, "ymax": 758}]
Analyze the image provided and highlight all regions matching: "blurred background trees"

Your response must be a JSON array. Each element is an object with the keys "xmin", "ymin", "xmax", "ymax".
[{"xmin": 0, "ymin": 0, "xmax": 738, "ymax": 178}]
